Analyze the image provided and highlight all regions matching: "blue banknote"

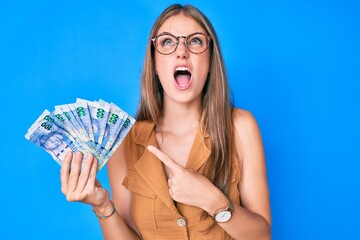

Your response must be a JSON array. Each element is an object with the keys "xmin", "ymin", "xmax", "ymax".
[
  {"xmin": 96, "ymin": 100, "xmax": 126, "ymax": 158},
  {"xmin": 26, "ymin": 99, "xmax": 135, "ymax": 171},
  {"xmin": 76, "ymin": 98, "xmax": 95, "ymax": 143},
  {"xmin": 25, "ymin": 110, "xmax": 84, "ymax": 165},
  {"xmin": 55, "ymin": 104, "xmax": 96, "ymax": 150},
  {"xmin": 86, "ymin": 100, "xmax": 110, "ymax": 149},
  {"xmin": 103, "ymin": 115, "xmax": 136, "ymax": 167}
]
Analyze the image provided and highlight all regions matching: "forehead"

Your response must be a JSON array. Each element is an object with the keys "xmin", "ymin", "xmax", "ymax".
[{"xmin": 157, "ymin": 13, "xmax": 206, "ymax": 35}]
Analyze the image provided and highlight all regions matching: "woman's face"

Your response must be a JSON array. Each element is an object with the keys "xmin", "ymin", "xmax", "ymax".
[{"xmin": 154, "ymin": 13, "xmax": 210, "ymax": 106}]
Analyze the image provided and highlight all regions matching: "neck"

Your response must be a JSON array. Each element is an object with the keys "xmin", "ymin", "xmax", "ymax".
[{"xmin": 158, "ymin": 99, "xmax": 202, "ymax": 134}]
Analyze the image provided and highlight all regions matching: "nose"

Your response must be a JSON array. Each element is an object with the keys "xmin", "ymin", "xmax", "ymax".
[{"xmin": 175, "ymin": 37, "xmax": 189, "ymax": 59}]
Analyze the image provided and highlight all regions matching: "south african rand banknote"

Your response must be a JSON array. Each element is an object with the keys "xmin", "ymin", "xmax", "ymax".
[{"xmin": 25, "ymin": 99, "xmax": 135, "ymax": 171}]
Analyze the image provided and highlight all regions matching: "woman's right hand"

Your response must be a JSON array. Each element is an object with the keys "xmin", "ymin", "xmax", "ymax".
[{"xmin": 60, "ymin": 151, "xmax": 109, "ymax": 208}]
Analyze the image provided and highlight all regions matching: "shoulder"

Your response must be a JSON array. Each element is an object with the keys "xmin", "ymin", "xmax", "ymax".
[
  {"xmin": 232, "ymin": 108, "xmax": 261, "ymax": 138},
  {"xmin": 231, "ymin": 108, "xmax": 264, "ymax": 166}
]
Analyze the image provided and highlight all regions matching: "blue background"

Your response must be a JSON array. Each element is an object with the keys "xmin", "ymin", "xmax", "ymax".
[{"xmin": 1, "ymin": 0, "xmax": 359, "ymax": 239}]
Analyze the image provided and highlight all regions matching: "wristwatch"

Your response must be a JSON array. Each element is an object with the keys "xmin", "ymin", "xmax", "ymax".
[{"xmin": 213, "ymin": 198, "xmax": 234, "ymax": 223}]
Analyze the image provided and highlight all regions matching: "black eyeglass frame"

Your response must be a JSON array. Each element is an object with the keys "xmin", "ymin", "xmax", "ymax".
[{"xmin": 151, "ymin": 32, "xmax": 212, "ymax": 55}]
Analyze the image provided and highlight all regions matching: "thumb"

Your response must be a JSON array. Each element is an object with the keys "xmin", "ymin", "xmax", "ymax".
[
  {"xmin": 147, "ymin": 145, "xmax": 180, "ymax": 171},
  {"xmin": 95, "ymin": 179, "xmax": 103, "ymax": 188}
]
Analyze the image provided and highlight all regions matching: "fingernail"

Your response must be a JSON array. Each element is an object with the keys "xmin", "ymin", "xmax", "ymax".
[
  {"xmin": 147, "ymin": 145, "xmax": 154, "ymax": 151},
  {"xmin": 86, "ymin": 154, "xmax": 93, "ymax": 161},
  {"xmin": 65, "ymin": 151, "xmax": 71, "ymax": 158}
]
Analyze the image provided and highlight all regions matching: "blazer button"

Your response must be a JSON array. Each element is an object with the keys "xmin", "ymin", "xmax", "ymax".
[{"xmin": 176, "ymin": 217, "xmax": 187, "ymax": 227}]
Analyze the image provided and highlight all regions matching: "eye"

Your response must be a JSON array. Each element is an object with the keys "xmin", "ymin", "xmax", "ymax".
[
  {"xmin": 189, "ymin": 37, "xmax": 203, "ymax": 46},
  {"xmin": 159, "ymin": 36, "xmax": 176, "ymax": 46}
]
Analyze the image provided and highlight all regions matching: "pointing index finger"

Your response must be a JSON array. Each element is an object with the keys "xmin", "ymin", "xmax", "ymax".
[{"xmin": 147, "ymin": 145, "xmax": 180, "ymax": 170}]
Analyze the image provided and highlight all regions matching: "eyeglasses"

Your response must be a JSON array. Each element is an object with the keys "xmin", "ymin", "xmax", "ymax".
[{"xmin": 151, "ymin": 32, "xmax": 211, "ymax": 55}]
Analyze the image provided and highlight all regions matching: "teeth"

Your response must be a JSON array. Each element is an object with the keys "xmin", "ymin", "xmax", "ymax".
[{"xmin": 175, "ymin": 66, "xmax": 189, "ymax": 71}]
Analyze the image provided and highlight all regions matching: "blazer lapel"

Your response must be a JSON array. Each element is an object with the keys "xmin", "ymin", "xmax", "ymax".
[
  {"xmin": 185, "ymin": 126, "xmax": 211, "ymax": 172},
  {"xmin": 134, "ymin": 122, "xmax": 178, "ymax": 213}
]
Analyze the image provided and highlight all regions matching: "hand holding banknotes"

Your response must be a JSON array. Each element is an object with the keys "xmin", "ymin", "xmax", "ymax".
[
  {"xmin": 60, "ymin": 151, "xmax": 110, "ymax": 210},
  {"xmin": 25, "ymin": 98, "xmax": 134, "ymax": 216}
]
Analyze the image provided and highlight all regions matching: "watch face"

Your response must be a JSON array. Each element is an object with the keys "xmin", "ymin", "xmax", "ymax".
[{"xmin": 215, "ymin": 210, "xmax": 232, "ymax": 223}]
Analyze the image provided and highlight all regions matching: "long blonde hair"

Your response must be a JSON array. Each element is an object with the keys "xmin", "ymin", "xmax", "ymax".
[{"xmin": 136, "ymin": 4, "xmax": 234, "ymax": 195}]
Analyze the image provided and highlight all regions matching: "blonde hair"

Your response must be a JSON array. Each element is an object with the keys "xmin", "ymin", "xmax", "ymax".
[{"xmin": 136, "ymin": 4, "xmax": 234, "ymax": 195}]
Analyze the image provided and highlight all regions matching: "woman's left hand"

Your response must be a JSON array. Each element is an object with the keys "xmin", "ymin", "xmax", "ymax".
[{"xmin": 147, "ymin": 145, "xmax": 226, "ymax": 213}]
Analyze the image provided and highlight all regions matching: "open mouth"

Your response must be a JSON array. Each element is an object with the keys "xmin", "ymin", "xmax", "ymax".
[{"xmin": 174, "ymin": 66, "xmax": 192, "ymax": 89}]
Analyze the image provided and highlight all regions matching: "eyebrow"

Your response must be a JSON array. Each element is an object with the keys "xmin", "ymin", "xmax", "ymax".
[
  {"xmin": 156, "ymin": 31, "xmax": 173, "ymax": 36},
  {"xmin": 156, "ymin": 31, "xmax": 206, "ymax": 37}
]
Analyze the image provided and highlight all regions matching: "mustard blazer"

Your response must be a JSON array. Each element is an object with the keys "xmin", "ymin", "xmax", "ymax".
[{"xmin": 122, "ymin": 121, "xmax": 241, "ymax": 239}]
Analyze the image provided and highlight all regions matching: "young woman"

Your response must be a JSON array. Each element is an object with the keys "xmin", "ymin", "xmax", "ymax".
[{"xmin": 60, "ymin": 4, "xmax": 271, "ymax": 239}]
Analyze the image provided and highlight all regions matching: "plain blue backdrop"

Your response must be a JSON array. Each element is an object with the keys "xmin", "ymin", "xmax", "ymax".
[{"xmin": 1, "ymin": 0, "xmax": 359, "ymax": 239}]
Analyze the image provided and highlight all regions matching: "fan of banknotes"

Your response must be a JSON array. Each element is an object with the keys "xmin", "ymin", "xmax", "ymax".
[{"xmin": 25, "ymin": 98, "xmax": 135, "ymax": 171}]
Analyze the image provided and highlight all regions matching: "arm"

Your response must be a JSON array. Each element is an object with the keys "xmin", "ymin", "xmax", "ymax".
[
  {"xmin": 213, "ymin": 109, "xmax": 271, "ymax": 239},
  {"xmin": 101, "ymin": 139, "xmax": 141, "ymax": 239},
  {"xmin": 60, "ymin": 143, "xmax": 140, "ymax": 240}
]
